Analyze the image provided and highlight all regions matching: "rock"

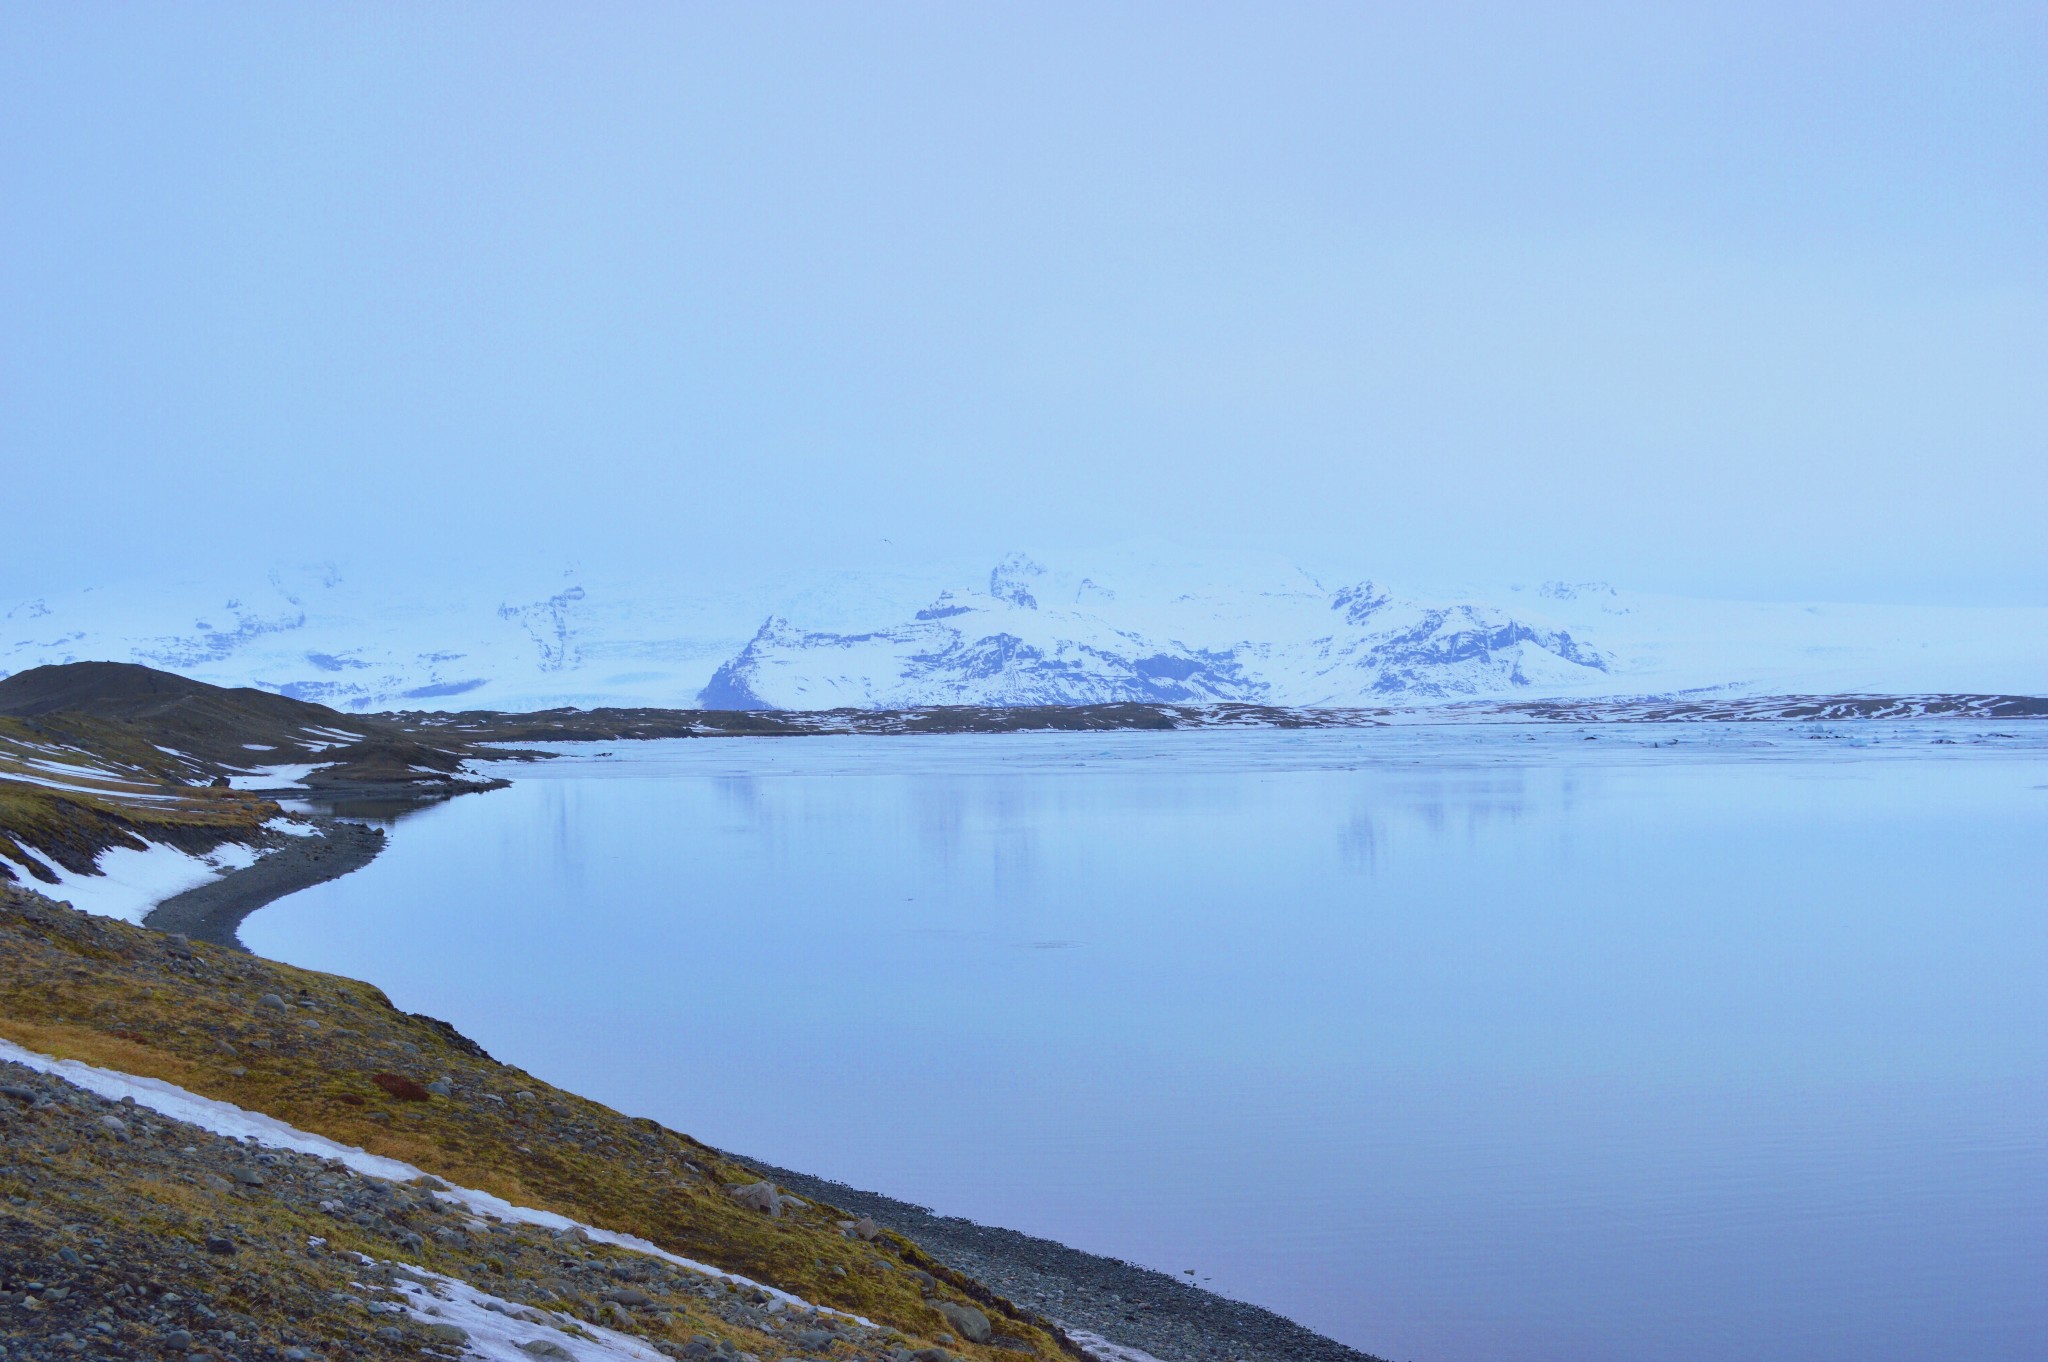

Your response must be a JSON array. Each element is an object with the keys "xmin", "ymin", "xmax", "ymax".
[
  {"xmin": 930, "ymin": 1303, "xmax": 991, "ymax": 1345},
  {"xmin": 230, "ymin": 1167, "xmax": 266, "ymax": 1187},
  {"xmin": 425, "ymin": 1323, "xmax": 471, "ymax": 1344},
  {"xmin": 728, "ymin": 1180, "xmax": 801, "ymax": 1218},
  {"xmin": 203, "ymin": 1236, "xmax": 236, "ymax": 1255},
  {"xmin": 518, "ymin": 1343, "xmax": 577, "ymax": 1359},
  {"xmin": 161, "ymin": 1330, "xmax": 193, "ymax": 1350},
  {"xmin": 602, "ymin": 1301, "xmax": 637, "ymax": 1330},
  {"xmin": 257, "ymin": 993, "xmax": 287, "ymax": 1011},
  {"xmin": 0, "ymin": 1084, "xmax": 36, "ymax": 1103},
  {"xmin": 426, "ymin": 1080, "xmax": 454, "ymax": 1097},
  {"xmin": 907, "ymin": 1351, "xmax": 960, "ymax": 1362},
  {"xmin": 98, "ymin": 1114, "xmax": 129, "ymax": 1137},
  {"xmin": 604, "ymin": 1287, "xmax": 652, "ymax": 1307}
]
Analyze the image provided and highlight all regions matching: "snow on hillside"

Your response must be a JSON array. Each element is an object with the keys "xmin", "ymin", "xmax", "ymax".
[{"xmin": 3, "ymin": 554, "xmax": 2043, "ymax": 711}]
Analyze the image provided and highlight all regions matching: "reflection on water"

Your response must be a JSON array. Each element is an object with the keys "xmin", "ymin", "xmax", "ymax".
[{"xmin": 245, "ymin": 726, "xmax": 2048, "ymax": 1362}]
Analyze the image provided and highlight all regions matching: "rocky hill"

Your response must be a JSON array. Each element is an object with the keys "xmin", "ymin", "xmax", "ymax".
[{"xmin": 0, "ymin": 664, "xmax": 500, "ymax": 912}]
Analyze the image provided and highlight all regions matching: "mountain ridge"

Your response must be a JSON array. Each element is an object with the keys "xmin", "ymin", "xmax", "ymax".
[{"xmin": 5, "ymin": 555, "xmax": 2043, "ymax": 712}]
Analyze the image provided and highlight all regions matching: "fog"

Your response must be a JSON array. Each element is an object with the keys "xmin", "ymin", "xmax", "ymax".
[{"xmin": 2, "ymin": 3, "xmax": 2042, "ymax": 604}]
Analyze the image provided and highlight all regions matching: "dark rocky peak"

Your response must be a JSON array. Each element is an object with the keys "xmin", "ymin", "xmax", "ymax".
[
  {"xmin": 1331, "ymin": 582, "xmax": 1393, "ymax": 625},
  {"xmin": 988, "ymin": 554, "xmax": 1046, "ymax": 609}
]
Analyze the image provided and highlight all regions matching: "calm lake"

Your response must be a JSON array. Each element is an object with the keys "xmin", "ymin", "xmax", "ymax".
[{"xmin": 245, "ymin": 725, "xmax": 2048, "ymax": 1362}]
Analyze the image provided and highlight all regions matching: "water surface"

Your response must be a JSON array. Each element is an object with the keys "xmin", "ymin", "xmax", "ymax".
[{"xmin": 247, "ymin": 725, "xmax": 2048, "ymax": 1362}]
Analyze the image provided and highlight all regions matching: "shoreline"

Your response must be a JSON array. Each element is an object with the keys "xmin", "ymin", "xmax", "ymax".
[
  {"xmin": 746, "ymin": 1155, "xmax": 1386, "ymax": 1362},
  {"xmin": 145, "ymin": 814, "xmax": 388, "ymax": 949},
  {"xmin": 125, "ymin": 781, "xmax": 1386, "ymax": 1362}
]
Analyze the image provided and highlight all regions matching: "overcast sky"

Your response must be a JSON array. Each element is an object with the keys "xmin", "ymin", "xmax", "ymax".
[{"xmin": 2, "ymin": 3, "xmax": 2042, "ymax": 605}]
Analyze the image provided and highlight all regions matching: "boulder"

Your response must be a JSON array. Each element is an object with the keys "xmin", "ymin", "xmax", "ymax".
[{"xmin": 930, "ymin": 1302, "xmax": 991, "ymax": 1345}]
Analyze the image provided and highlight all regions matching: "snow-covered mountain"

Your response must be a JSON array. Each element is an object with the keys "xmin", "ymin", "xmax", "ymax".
[
  {"xmin": 3, "ymin": 554, "xmax": 2043, "ymax": 711},
  {"xmin": 701, "ymin": 555, "xmax": 1619, "ymax": 708}
]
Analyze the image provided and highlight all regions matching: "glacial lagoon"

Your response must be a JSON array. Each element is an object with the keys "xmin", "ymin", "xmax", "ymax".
[{"xmin": 245, "ymin": 725, "xmax": 2048, "ymax": 1362}]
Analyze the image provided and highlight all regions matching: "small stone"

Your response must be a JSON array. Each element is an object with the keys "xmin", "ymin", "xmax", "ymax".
[
  {"xmin": 257, "ymin": 993, "xmax": 287, "ymax": 1011},
  {"xmin": 518, "ymin": 1342, "xmax": 576, "ymax": 1359},
  {"xmin": 605, "ymin": 1287, "xmax": 652, "ymax": 1307},
  {"xmin": 426, "ymin": 1080, "xmax": 453, "ymax": 1097},
  {"xmin": 425, "ymin": 1324, "xmax": 471, "ymax": 1344},
  {"xmin": 203, "ymin": 1236, "xmax": 237, "ymax": 1255},
  {"xmin": 231, "ymin": 1168, "xmax": 266, "ymax": 1187},
  {"xmin": 98, "ymin": 1114, "xmax": 129, "ymax": 1137},
  {"xmin": 161, "ymin": 1330, "xmax": 193, "ymax": 1350}
]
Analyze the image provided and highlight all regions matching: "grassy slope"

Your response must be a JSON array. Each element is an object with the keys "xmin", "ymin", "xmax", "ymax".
[{"xmin": 0, "ymin": 889, "xmax": 1073, "ymax": 1361}]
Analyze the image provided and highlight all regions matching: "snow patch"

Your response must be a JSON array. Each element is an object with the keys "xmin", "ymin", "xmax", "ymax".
[
  {"xmin": 1064, "ymin": 1329, "xmax": 1173, "ymax": 1362},
  {"xmin": 0, "ymin": 767, "xmax": 185, "ymax": 801},
  {"xmin": 14, "ymin": 840, "xmax": 245, "ymax": 924},
  {"xmin": 227, "ymin": 763, "xmax": 319, "ymax": 790},
  {"xmin": 384, "ymin": 1266, "xmax": 671, "ymax": 1362}
]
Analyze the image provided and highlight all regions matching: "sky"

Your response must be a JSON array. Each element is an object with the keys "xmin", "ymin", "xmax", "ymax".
[{"xmin": 2, "ymin": 3, "xmax": 2043, "ymax": 606}]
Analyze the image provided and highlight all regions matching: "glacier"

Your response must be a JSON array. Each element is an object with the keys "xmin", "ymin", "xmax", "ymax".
[{"xmin": 3, "ymin": 552, "xmax": 2043, "ymax": 711}]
